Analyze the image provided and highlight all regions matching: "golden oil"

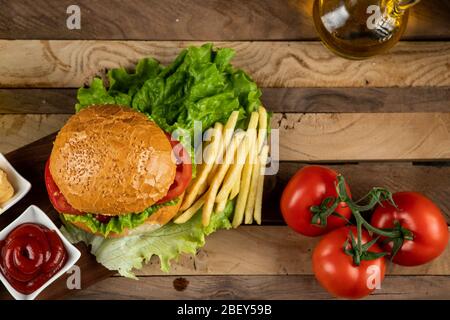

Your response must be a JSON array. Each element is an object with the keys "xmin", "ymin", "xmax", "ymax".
[{"xmin": 313, "ymin": 0, "xmax": 420, "ymax": 59}]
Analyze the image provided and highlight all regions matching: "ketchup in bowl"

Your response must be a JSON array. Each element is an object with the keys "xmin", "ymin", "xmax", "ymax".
[{"xmin": 0, "ymin": 223, "xmax": 67, "ymax": 294}]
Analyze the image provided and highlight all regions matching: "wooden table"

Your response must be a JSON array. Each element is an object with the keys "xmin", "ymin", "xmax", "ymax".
[{"xmin": 0, "ymin": 0, "xmax": 449, "ymax": 300}]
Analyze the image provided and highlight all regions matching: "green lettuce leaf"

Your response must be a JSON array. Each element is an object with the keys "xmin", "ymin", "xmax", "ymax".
[
  {"xmin": 76, "ymin": 43, "xmax": 262, "ymax": 137},
  {"xmin": 108, "ymin": 57, "xmax": 162, "ymax": 97},
  {"xmin": 61, "ymin": 201, "xmax": 234, "ymax": 278},
  {"xmin": 75, "ymin": 78, "xmax": 123, "ymax": 112},
  {"xmin": 62, "ymin": 198, "xmax": 178, "ymax": 238}
]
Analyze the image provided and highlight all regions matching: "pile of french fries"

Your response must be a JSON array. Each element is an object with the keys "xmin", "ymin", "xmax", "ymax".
[{"xmin": 174, "ymin": 106, "xmax": 269, "ymax": 227}]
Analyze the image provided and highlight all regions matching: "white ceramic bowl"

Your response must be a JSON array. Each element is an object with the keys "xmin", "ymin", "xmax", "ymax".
[
  {"xmin": 0, "ymin": 205, "xmax": 81, "ymax": 300},
  {"xmin": 0, "ymin": 153, "xmax": 32, "ymax": 215}
]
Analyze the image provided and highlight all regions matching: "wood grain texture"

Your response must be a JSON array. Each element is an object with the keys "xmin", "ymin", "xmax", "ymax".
[
  {"xmin": 0, "ymin": 41, "xmax": 449, "ymax": 88},
  {"xmin": 131, "ymin": 226, "xmax": 449, "ymax": 276},
  {"xmin": 2, "ymin": 112, "xmax": 450, "ymax": 160},
  {"xmin": 0, "ymin": 0, "xmax": 449, "ymax": 302},
  {"xmin": 67, "ymin": 275, "xmax": 450, "ymax": 300},
  {"xmin": 0, "ymin": 89, "xmax": 76, "ymax": 114},
  {"xmin": 2, "ymin": 132, "xmax": 450, "ymax": 275},
  {"xmin": 262, "ymin": 87, "xmax": 450, "ymax": 113},
  {"xmin": 4, "ymin": 133, "xmax": 450, "ymax": 225},
  {"xmin": 274, "ymin": 113, "xmax": 450, "ymax": 161},
  {"xmin": 404, "ymin": 0, "xmax": 450, "ymax": 40},
  {"xmin": 2, "ymin": 87, "xmax": 450, "ymax": 114},
  {"xmin": 264, "ymin": 162, "xmax": 450, "ymax": 224},
  {"xmin": 1, "ymin": 130, "xmax": 450, "ymax": 299},
  {"xmin": 0, "ymin": 0, "xmax": 448, "ymax": 41},
  {"xmin": 0, "ymin": 114, "xmax": 70, "ymax": 154},
  {"xmin": 2, "ymin": 134, "xmax": 450, "ymax": 278}
]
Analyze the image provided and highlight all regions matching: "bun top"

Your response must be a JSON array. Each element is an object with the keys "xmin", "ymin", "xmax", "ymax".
[{"xmin": 50, "ymin": 105, "xmax": 176, "ymax": 215}]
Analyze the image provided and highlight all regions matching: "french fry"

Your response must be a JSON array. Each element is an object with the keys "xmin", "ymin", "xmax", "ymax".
[
  {"xmin": 231, "ymin": 112, "xmax": 259, "ymax": 228},
  {"xmin": 244, "ymin": 107, "xmax": 268, "ymax": 224},
  {"xmin": 197, "ymin": 180, "xmax": 209, "ymax": 198},
  {"xmin": 257, "ymin": 106, "xmax": 268, "ymax": 153},
  {"xmin": 215, "ymin": 197, "xmax": 228, "ymax": 213},
  {"xmin": 246, "ymin": 111, "xmax": 260, "ymax": 142},
  {"xmin": 229, "ymin": 175, "xmax": 241, "ymax": 200},
  {"xmin": 174, "ymin": 193, "xmax": 207, "ymax": 224},
  {"xmin": 202, "ymin": 132, "xmax": 244, "ymax": 226},
  {"xmin": 180, "ymin": 123, "xmax": 223, "ymax": 211},
  {"xmin": 208, "ymin": 111, "xmax": 239, "ymax": 185},
  {"xmin": 229, "ymin": 111, "xmax": 257, "ymax": 201},
  {"xmin": 215, "ymin": 134, "xmax": 249, "ymax": 203},
  {"xmin": 254, "ymin": 145, "xmax": 269, "ymax": 225},
  {"xmin": 232, "ymin": 154, "xmax": 253, "ymax": 227},
  {"xmin": 245, "ymin": 157, "xmax": 259, "ymax": 224},
  {"xmin": 207, "ymin": 167, "xmax": 217, "ymax": 186}
]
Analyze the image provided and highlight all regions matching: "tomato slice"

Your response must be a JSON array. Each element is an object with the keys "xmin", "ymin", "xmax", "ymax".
[
  {"xmin": 157, "ymin": 133, "xmax": 192, "ymax": 204},
  {"xmin": 95, "ymin": 215, "xmax": 113, "ymax": 223},
  {"xmin": 44, "ymin": 159, "xmax": 83, "ymax": 215}
]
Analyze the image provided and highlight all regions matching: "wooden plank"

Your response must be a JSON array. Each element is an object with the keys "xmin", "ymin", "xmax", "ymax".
[
  {"xmin": 0, "ymin": 89, "xmax": 76, "ymax": 114},
  {"xmin": 0, "ymin": 41, "xmax": 449, "ymax": 88},
  {"xmin": 262, "ymin": 87, "xmax": 450, "ymax": 113},
  {"xmin": 1, "ymin": 131, "xmax": 449, "ymax": 298},
  {"xmin": 3, "ymin": 134, "xmax": 450, "ymax": 278},
  {"xmin": 0, "ymin": 0, "xmax": 448, "ymax": 41},
  {"xmin": 4, "ymin": 133, "xmax": 450, "ymax": 225},
  {"xmin": 405, "ymin": 0, "xmax": 450, "ymax": 40},
  {"xmin": 0, "ymin": 114, "xmax": 70, "ymax": 154},
  {"xmin": 4, "ymin": 133, "xmax": 450, "ymax": 224},
  {"xmin": 2, "ymin": 113, "xmax": 450, "ymax": 160},
  {"xmin": 131, "ymin": 226, "xmax": 449, "ymax": 276},
  {"xmin": 275, "ymin": 113, "xmax": 450, "ymax": 161},
  {"xmin": 67, "ymin": 275, "xmax": 450, "ymax": 300},
  {"xmin": 264, "ymin": 162, "xmax": 450, "ymax": 224},
  {"xmin": 2, "ymin": 87, "xmax": 450, "ymax": 114}
]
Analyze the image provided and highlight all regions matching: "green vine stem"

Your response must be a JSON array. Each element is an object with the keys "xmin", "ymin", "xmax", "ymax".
[{"xmin": 309, "ymin": 174, "xmax": 414, "ymax": 265}]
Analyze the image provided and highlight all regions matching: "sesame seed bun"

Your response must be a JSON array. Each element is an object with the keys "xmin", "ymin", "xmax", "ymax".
[{"xmin": 49, "ymin": 105, "xmax": 176, "ymax": 216}]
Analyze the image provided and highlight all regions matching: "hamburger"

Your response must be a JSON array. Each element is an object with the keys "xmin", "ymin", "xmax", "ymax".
[
  {"xmin": 45, "ymin": 44, "xmax": 264, "ymax": 276},
  {"xmin": 45, "ymin": 105, "xmax": 192, "ymax": 238}
]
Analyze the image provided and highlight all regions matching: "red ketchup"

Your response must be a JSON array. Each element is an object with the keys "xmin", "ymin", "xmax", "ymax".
[{"xmin": 0, "ymin": 223, "xmax": 67, "ymax": 294}]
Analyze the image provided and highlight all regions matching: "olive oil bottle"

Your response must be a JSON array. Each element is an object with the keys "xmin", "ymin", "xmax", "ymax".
[{"xmin": 313, "ymin": 0, "xmax": 421, "ymax": 59}]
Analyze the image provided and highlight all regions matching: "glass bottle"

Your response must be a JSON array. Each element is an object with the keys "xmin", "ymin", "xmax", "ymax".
[{"xmin": 313, "ymin": 0, "xmax": 421, "ymax": 59}]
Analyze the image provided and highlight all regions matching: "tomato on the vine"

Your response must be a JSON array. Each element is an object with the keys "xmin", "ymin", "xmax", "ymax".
[
  {"xmin": 371, "ymin": 192, "xmax": 448, "ymax": 266},
  {"xmin": 280, "ymin": 166, "xmax": 352, "ymax": 236},
  {"xmin": 312, "ymin": 226, "xmax": 386, "ymax": 299}
]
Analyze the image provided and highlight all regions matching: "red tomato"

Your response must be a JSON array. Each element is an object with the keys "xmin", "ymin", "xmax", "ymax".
[
  {"xmin": 312, "ymin": 226, "xmax": 386, "ymax": 299},
  {"xmin": 44, "ymin": 159, "xmax": 82, "ymax": 215},
  {"xmin": 157, "ymin": 133, "xmax": 192, "ymax": 203},
  {"xmin": 280, "ymin": 166, "xmax": 352, "ymax": 236},
  {"xmin": 371, "ymin": 192, "xmax": 449, "ymax": 266}
]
